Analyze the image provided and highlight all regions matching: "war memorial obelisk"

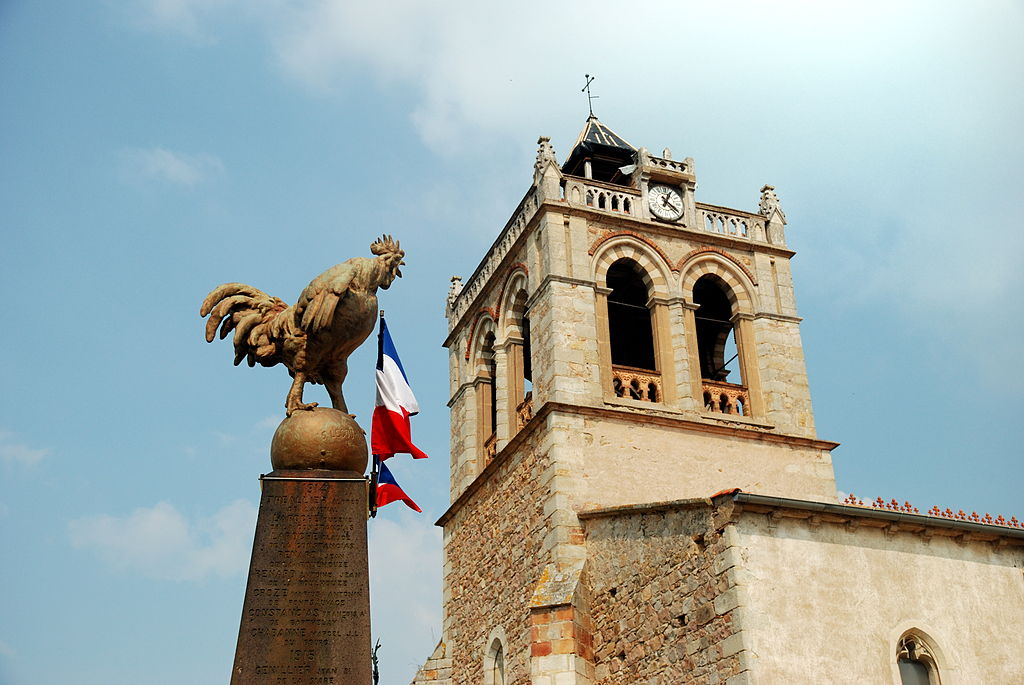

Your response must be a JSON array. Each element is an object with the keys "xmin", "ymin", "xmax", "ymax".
[{"xmin": 200, "ymin": 236, "xmax": 408, "ymax": 684}]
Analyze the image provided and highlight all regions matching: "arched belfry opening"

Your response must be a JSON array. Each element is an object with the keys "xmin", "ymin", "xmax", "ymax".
[
  {"xmin": 693, "ymin": 274, "xmax": 750, "ymax": 416},
  {"xmin": 693, "ymin": 275, "xmax": 738, "ymax": 383},
  {"xmin": 607, "ymin": 259, "xmax": 656, "ymax": 371},
  {"xmin": 508, "ymin": 288, "xmax": 534, "ymax": 432},
  {"xmin": 478, "ymin": 330, "xmax": 498, "ymax": 462}
]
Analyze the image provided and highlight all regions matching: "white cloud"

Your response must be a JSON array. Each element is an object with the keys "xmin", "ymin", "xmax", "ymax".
[
  {"xmin": 116, "ymin": 0, "xmax": 1024, "ymax": 385},
  {"xmin": 0, "ymin": 430, "xmax": 50, "ymax": 466},
  {"xmin": 69, "ymin": 499, "xmax": 256, "ymax": 581},
  {"xmin": 368, "ymin": 511, "xmax": 442, "ymax": 683},
  {"xmin": 121, "ymin": 147, "xmax": 224, "ymax": 186}
]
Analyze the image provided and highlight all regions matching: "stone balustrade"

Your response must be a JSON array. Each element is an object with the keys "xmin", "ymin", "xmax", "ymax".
[
  {"xmin": 647, "ymin": 154, "xmax": 693, "ymax": 175},
  {"xmin": 516, "ymin": 391, "xmax": 534, "ymax": 431},
  {"xmin": 612, "ymin": 366, "xmax": 662, "ymax": 403},
  {"xmin": 564, "ymin": 178, "xmax": 640, "ymax": 218},
  {"xmin": 702, "ymin": 380, "xmax": 749, "ymax": 416},
  {"xmin": 698, "ymin": 204, "xmax": 766, "ymax": 242}
]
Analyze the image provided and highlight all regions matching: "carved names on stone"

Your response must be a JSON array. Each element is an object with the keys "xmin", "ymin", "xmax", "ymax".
[{"xmin": 232, "ymin": 475, "xmax": 371, "ymax": 685}]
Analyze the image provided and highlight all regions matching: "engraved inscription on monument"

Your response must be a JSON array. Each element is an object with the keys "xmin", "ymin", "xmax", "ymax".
[{"xmin": 231, "ymin": 474, "xmax": 371, "ymax": 685}]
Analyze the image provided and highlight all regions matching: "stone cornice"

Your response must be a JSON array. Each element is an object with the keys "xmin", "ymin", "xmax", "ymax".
[
  {"xmin": 578, "ymin": 497, "xmax": 713, "ymax": 521},
  {"xmin": 576, "ymin": 492, "xmax": 1024, "ymax": 545},
  {"xmin": 754, "ymin": 312, "xmax": 803, "ymax": 324}
]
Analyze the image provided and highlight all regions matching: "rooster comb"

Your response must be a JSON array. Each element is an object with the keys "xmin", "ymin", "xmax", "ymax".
[{"xmin": 370, "ymin": 234, "xmax": 402, "ymax": 256}]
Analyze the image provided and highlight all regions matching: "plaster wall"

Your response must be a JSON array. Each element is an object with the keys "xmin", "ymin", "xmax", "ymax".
[{"xmin": 735, "ymin": 515, "xmax": 1024, "ymax": 683}]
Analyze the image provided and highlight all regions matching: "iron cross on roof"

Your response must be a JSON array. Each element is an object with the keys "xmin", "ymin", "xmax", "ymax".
[{"xmin": 582, "ymin": 74, "xmax": 599, "ymax": 117}]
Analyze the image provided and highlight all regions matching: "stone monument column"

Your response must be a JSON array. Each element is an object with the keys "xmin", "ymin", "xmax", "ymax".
[{"xmin": 231, "ymin": 408, "xmax": 372, "ymax": 685}]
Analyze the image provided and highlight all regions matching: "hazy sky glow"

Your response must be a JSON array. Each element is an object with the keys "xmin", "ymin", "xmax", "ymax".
[{"xmin": 1, "ymin": 2, "xmax": 1021, "ymax": 683}]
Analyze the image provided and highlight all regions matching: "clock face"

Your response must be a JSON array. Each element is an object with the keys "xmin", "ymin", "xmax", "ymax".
[{"xmin": 648, "ymin": 184, "xmax": 684, "ymax": 221}]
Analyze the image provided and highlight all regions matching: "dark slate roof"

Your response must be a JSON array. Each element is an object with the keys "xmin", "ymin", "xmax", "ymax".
[
  {"xmin": 571, "ymin": 115, "xmax": 636, "ymax": 152},
  {"xmin": 561, "ymin": 116, "xmax": 637, "ymax": 180}
]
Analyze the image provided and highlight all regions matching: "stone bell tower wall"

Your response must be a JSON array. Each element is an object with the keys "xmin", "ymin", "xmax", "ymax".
[
  {"xmin": 543, "ymin": 406, "xmax": 837, "ymax": 510},
  {"xmin": 435, "ymin": 422, "xmax": 561, "ymax": 685}
]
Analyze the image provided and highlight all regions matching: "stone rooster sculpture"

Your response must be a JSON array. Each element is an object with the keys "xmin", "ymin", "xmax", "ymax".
[{"xmin": 201, "ymin": 235, "xmax": 405, "ymax": 416}]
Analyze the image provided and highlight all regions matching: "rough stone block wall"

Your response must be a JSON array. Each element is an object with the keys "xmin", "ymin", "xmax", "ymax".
[
  {"xmin": 434, "ymin": 427, "xmax": 554, "ymax": 684},
  {"xmin": 582, "ymin": 505, "xmax": 745, "ymax": 684}
]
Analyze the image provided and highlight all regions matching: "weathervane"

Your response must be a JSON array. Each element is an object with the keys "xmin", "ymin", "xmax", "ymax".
[{"xmin": 582, "ymin": 73, "xmax": 599, "ymax": 117}]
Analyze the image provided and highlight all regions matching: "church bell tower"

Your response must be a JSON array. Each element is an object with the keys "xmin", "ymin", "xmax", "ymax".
[{"xmin": 416, "ymin": 117, "xmax": 840, "ymax": 685}]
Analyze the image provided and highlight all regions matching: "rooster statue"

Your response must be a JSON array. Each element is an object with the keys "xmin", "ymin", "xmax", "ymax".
[{"xmin": 200, "ymin": 235, "xmax": 405, "ymax": 416}]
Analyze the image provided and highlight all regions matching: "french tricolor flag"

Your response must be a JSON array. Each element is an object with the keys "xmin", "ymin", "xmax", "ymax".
[
  {"xmin": 370, "ymin": 317, "xmax": 428, "ymax": 461},
  {"xmin": 375, "ymin": 460, "xmax": 421, "ymax": 512}
]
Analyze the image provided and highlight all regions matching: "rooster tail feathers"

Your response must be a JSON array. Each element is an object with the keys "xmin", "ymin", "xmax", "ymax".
[
  {"xmin": 203, "ymin": 295, "xmax": 249, "ymax": 342},
  {"xmin": 200, "ymin": 283, "xmax": 264, "ymax": 317}
]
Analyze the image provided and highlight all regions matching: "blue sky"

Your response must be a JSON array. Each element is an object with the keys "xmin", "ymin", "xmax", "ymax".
[{"xmin": 1, "ymin": 2, "xmax": 1021, "ymax": 684}]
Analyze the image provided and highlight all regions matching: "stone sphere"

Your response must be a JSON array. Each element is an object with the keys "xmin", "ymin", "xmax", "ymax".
[{"xmin": 270, "ymin": 407, "xmax": 368, "ymax": 472}]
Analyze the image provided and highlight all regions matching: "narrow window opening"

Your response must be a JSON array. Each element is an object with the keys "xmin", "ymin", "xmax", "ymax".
[
  {"xmin": 522, "ymin": 315, "xmax": 533, "ymax": 393},
  {"xmin": 598, "ymin": 193, "xmax": 607, "ymax": 210},
  {"xmin": 492, "ymin": 644, "xmax": 505, "ymax": 685},
  {"xmin": 485, "ymin": 637, "xmax": 506, "ymax": 685},
  {"xmin": 623, "ymin": 198, "xmax": 631, "ymax": 213},
  {"xmin": 611, "ymin": 196, "xmax": 619, "ymax": 211},
  {"xmin": 479, "ymin": 331, "xmax": 497, "ymax": 460},
  {"xmin": 607, "ymin": 260, "xmax": 656, "ymax": 371},
  {"xmin": 694, "ymin": 275, "xmax": 740, "ymax": 384},
  {"xmin": 487, "ymin": 341, "xmax": 497, "ymax": 439}
]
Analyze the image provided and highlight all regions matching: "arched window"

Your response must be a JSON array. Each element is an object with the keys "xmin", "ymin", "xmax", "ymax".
[
  {"xmin": 693, "ymin": 275, "xmax": 741, "ymax": 384},
  {"xmin": 478, "ymin": 331, "xmax": 497, "ymax": 462},
  {"xmin": 897, "ymin": 634, "xmax": 940, "ymax": 685},
  {"xmin": 607, "ymin": 259, "xmax": 656, "ymax": 371},
  {"xmin": 484, "ymin": 637, "xmax": 506, "ymax": 685},
  {"xmin": 507, "ymin": 288, "xmax": 534, "ymax": 431}
]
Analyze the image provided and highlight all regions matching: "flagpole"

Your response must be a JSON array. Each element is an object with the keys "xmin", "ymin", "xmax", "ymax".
[{"xmin": 368, "ymin": 310, "xmax": 385, "ymax": 519}]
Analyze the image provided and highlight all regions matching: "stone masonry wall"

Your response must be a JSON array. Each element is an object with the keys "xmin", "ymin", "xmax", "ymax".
[
  {"xmin": 580, "ymin": 503, "xmax": 749, "ymax": 684},
  {"xmin": 424, "ymin": 423, "xmax": 555, "ymax": 684}
]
